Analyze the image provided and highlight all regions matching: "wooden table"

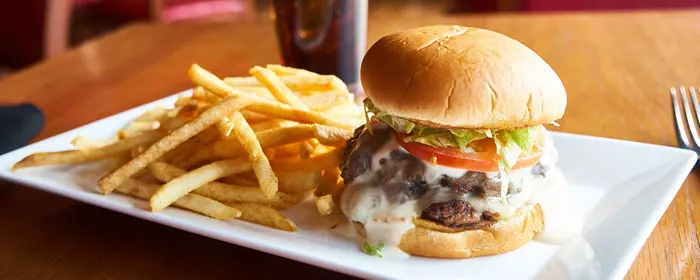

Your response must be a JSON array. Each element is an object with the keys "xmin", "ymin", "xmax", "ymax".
[{"xmin": 1, "ymin": 4, "xmax": 699, "ymax": 279}]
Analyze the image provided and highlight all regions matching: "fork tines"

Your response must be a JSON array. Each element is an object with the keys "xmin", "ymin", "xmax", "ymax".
[{"xmin": 671, "ymin": 86, "xmax": 700, "ymax": 151}]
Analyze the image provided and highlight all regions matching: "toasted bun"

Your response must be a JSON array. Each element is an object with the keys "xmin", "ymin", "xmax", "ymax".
[
  {"xmin": 361, "ymin": 25, "xmax": 566, "ymax": 129},
  {"xmin": 354, "ymin": 204, "xmax": 544, "ymax": 258}
]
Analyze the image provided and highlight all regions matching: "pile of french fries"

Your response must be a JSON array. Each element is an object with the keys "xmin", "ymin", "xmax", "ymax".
[{"xmin": 13, "ymin": 64, "xmax": 363, "ymax": 232}]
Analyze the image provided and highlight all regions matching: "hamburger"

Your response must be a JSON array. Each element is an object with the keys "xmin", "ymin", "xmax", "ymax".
[{"xmin": 338, "ymin": 25, "xmax": 568, "ymax": 259}]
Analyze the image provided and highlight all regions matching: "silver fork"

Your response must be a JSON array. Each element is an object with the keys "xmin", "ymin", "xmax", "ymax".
[{"xmin": 671, "ymin": 86, "xmax": 700, "ymax": 152}]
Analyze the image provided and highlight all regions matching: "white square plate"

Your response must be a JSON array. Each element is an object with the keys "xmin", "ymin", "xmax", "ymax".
[{"xmin": 0, "ymin": 91, "xmax": 696, "ymax": 280}]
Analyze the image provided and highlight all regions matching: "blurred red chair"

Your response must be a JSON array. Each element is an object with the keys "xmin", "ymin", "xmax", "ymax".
[
  {"xmin": 151, "ymin": 0, "xmax": 252, "ymax": 22},
  {"xmin": 0, "ymin": 0, "xmax": 252, "ymax": 76},
  {"xmin": 0, "ymin": 0, "xmax": 68, "ymax": 71},
  {"xmin": 89, "ymin": 0, "xmax": 252, "ymax": 22},
  {"xmin": 0, "ymin": 0, "xmax": 100, "ymax": 74}
]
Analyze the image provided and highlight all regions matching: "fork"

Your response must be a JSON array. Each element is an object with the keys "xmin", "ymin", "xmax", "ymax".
[{"xmin": 671, "ymin": 86, "xmax": 700, "ymax": 152}]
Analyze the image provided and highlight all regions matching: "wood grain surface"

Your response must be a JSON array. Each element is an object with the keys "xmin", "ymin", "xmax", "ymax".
[{"xmin": 1, "ymin": 3, "xmax": 699, "ymax": 279}]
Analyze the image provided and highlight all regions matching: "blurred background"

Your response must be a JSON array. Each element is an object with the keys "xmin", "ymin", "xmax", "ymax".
[{"xmin": 1, "ymin": 0, "xmax": 699, "ymax": 80}]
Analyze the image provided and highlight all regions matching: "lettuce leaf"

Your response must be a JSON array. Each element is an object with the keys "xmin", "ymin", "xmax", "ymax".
[
  {"xmin": 494, "ymin": 132, "xmax": 522, "ymax": 170},
  {"xmin": 494, "ymin": 132, "xmax": 523, "ymax": 201},
  {"xmin": 402, "ymin": 126, "xmax": 492, "ymax": 150},
  {"xmin": 364, "ymin": 99, "xmax": 415, "ymax": 133},
  {"xmin": 450, "ymin": 129, "xmax": 490, "ymax": 149},
  {"xmin": 376, "ymin": 114, "xmax": 415, "ymax": 133},
  {"xmin": 504, "ymin": 126, "xmax": 540, "ymax": 155},
  {"xmin": 363, "ymin": 242, "xmax": 384, "ymax": 258},
  {"xmin": 404, "ymin": 131, "xmax": 454, "ymax": 147},
  {"xmin": 364, "ymin": 98, "xmax": 542, "ymax": 164}
]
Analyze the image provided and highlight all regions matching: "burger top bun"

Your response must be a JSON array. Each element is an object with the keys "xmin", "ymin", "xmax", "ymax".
[{"xmin": 361, "ymin": 25, "xmax": 567, "ymax": 129}]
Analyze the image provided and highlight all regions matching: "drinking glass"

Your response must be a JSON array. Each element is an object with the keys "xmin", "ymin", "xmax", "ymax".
[{"xmin": 271, "ymin": 0, "xmax": 368, "ymax": 94}]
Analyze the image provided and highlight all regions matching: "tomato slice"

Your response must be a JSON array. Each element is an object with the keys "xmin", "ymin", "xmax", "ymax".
[{"xmin": 395, "ymin": 133, "xmax": 541, "ymax": 172}]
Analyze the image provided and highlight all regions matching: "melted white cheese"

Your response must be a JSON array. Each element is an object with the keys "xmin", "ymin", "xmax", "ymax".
[
  {"xmin": 466, "ymin": 167, "xmax": 537, "ymax": 218},
  {"xmin": 339, "ymin": 174, "xmax": 415, "ymax": 259},
  {"xmin": 431, "ymin": 161, "xmax": 469, "ymax": 178},
  {"xmin": 371, "ymin": 135, "xmax": 399, "ymax": 172},
  {"xmin": 330, "ymin": 218, "xmax": 357, "ymax": 239},
  {"xmin": 531, "ymin": 168, "xmax": 583, "ymax": 243}
]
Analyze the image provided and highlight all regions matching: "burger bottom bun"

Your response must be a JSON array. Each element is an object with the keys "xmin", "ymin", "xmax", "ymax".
[{"xmin": 354, "ymin": 203, "xmax": 544, "ymax": 259}]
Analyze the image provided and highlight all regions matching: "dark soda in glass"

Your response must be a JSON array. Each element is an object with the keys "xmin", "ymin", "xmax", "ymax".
[{"xmin": 272, "ymin": 0, "xmax": 367, "ymax": 92}]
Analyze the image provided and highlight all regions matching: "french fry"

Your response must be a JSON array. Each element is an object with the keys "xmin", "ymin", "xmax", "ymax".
[
  {"xmin": 232, "ymin": 85, "xmax": 351, "ymax": 111},
  {"xmin": 160, "ymin": 155, "xmax": 322, "ymax": 197},
  {"xmin": 224, "ymin": 75, "xmax": 343, "ymax": 93},
  {"xmin": 247, "ymin": 64, "xmax": 349, "ymax": 94},
  {"xmin": 175, "ymin": 95, "xmax": 192, "ymax": 107},
  {"xmin": 150, "ymin": 157, "xmax": 252, "ymax": 212},
  {"xmin": 159, "ymin": 127, "xmax": 220, "ymax": 164},
  {"xmin": 243, "ymin": 98, "xmax": 353, "ymax": 130},
  {"xmin": 265, "ymin": 64, "xmax": 318, "ymax": 77},
  {"xmin": 300, "ymin": 91, "xmax": 354, "ymax": 111},
  {"xmin": 119, "ymin": 120, "xmax": 161, "ymax": 139},
  {"xmin": 71, "ymin": 135, "xmax": 118, "ymax": 150},
  {"xmin": 159, "ymin": 116, "xmax": 187, "ymax": 132},
  {"xmin": 107, "ymin": 153, "xmax": 133, "ymax": 173},
  {"xmin": 192, "ymin": 86, "xmax": 221, "ymax": 104},
  {"xmin": 172, "ymin": 191, "xmax": 243, "ymax": 219},
  {"xmin": 190, "ymin": 64, "xmax": 353, "ymax": 130},
  {"xmin": 221, "ymin": 76, "xmax": 265, "ymax": 88},
  {"xmin": 173, "ymin": 124, "xmax": 317, "ymax": 169},
  {"xmin": 231, "ymin": 202, "xmax": 298, "ymax": 232},
  {"xmin": 240, "ymin": 109, "xmax": 271, "ymax": 123},
  {"xmin": 148, "ymin": 162, "xmax": 295, "ymax": 207},
  {"xmin": 314, "ymin": 167, "xmax": 344, "ymax": 216},
  {"xmin": 275, "ymin": 142, "xmax": 304, "ymax": 158},
  {"xmin": 13, "ymin": 130, "xmax": 166, "ymax": 170},
  {"xmin": 175, "ymin": 124, "xmax": 349, "ymax": 169},
  {"xmin": 130, "ymin": 146, "xmax": 146, "ymax": 158},
  {"xmin": 326, "ymin": 101, "xmax": 363, "ymax": 113},
  {"xmin": 191, "ymin": 64, "xmax": 252, "ymax": 99},
  {"xmin": 231, "ymin": 87, "xmax": 276, "ymax": 100},
  {"xmin": 249, "ymin": 119, "xmax": 295, "ymax": 132},
  {"xmin": 315, "ymin": 168, "xmax": 342, "ymax": 197},
  {"xmin": 99, "ymin": 95, "xmax": 252, "ymax": 194},
  {"xmin": 277, "ymin": 170, "xmax": 322, "ymax": 194},
  {"xmin": 166, "ymin": 107, "xmax": 181, "ymax": 119},
  {"xmin": 116, "ymin": 179, "xmax": 241, "ymax": 220},
  {"xmin": 191, "ymin": 86, "xmax": 208, "ymax": 102},
  {"xmin": 135, "ymin": 107, "xmax": 169, "ymax": 122},
  {"xmin": 263, "ymin": 148, "xmax": 276, "ymax": 160},
  {"xmin": 314, "ymin": 195, "xmax": 335, "ymax": 216},
  {"xmin": 272, "ymin": 148, "xmax": 343, "ymax": 172},
  {"xmin": 250, "ymin": 66, "xmax": 308, "ymax": 110},
  {"xmin": 229, "ymin": 111, "xmax": 278, "ymax": 198},
  {"xmin": 215, "ymin": 116, "xmax": 235, "ymax": 137},
  {"xmin": 238, "ymin": 171, "xmax": 262, "ymax": 182},
  {"xmin": 250, "ymin": 66, "xmax": 321, "ymax": 161},
  {"xmin": 175, "ymin": 102, "xmax": 201, "ymax": 121},
  {"xmin": 220, "ymin": 174, "xmax": 259, "ymax": 187},
  {"xmin": 299, "ymin": 139, "xmax": 317, "ymax": 159},
  {"xmin": 312, "ymin": 143, "xmax": 332, "ymax": 154},
  {"xmin": 312, "ymin": 125, "xmax": 352, "ymax": 146}
]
